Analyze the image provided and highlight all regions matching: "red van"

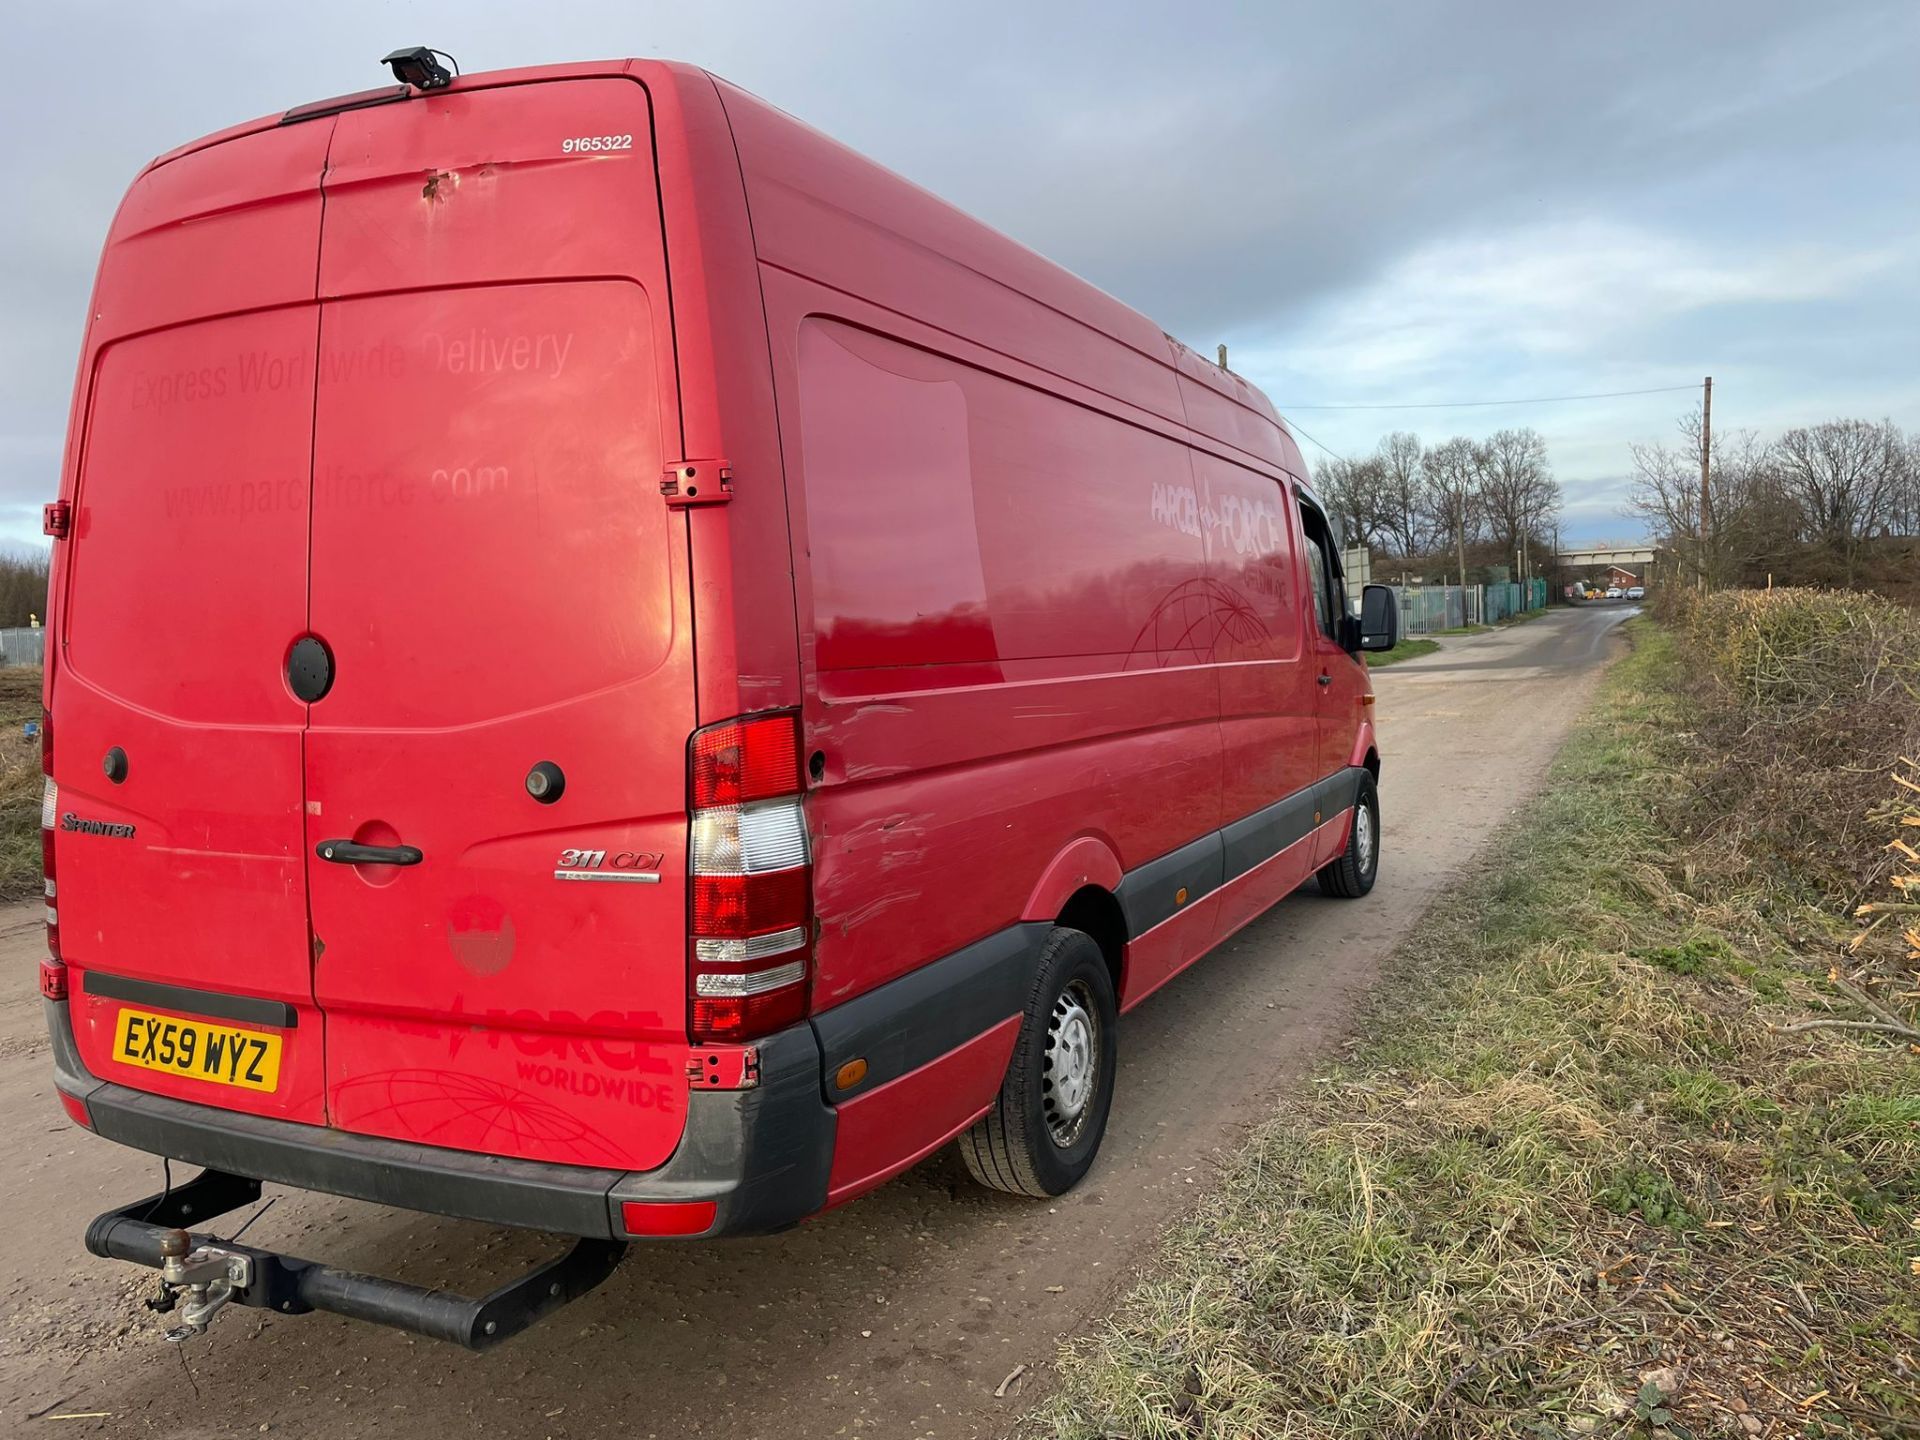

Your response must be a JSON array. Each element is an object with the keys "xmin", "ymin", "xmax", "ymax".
[{"xmin": 41, "ymin": 54, "xmax": 1398, "ymax": 1346}]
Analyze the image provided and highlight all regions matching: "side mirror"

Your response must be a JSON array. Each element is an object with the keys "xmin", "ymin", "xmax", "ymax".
[{"xmin": 1357, "ymin": 584, "xmax": 1398, "ymax": 652}]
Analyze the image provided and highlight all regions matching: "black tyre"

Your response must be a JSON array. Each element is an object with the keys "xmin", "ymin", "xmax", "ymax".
[
  {"xmin": 959, "ymin": 927, "xmax": 1118, "ymax": 1198},
  {"xmin": 1316, "ymin": 773, "xmax": 1380, "ymax": 898}
]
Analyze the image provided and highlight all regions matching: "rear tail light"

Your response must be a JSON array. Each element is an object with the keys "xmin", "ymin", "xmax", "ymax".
[
  {"xmin": 687, "ymin": 712, "xmax": 811, "ymax": 1043},
  {"xmin": 39, "ymin": 708, "xmax": 61, "ymax": 970}
]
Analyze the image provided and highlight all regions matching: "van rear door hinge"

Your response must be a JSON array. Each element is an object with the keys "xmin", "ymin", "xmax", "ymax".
[
  {"xmin": 43, "ymin": 501, "xmax": 71, "ymax": 539},
  {"xmin": 660, "ymin": 460, "xmax": 732, "ymax": 507}
]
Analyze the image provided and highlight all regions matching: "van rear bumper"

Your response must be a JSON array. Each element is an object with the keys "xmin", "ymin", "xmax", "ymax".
[{"xmin": 45, "ymin": 999, "xmax": 835, "ymax": 1241}]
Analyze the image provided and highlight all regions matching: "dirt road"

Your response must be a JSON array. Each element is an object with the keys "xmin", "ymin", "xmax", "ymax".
[{"xmin": 0, "ymin": 606, "xmax": 1631, "ymax": 1438}]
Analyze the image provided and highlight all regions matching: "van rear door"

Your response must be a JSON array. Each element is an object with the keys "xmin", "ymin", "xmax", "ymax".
[
  {"xmin": 304, "ymin": 77, "xmax": 698, "ymax": 1173},
  {"xmin": 55, "ymin": 121, "xmax": 332, "ymax": 1126}
]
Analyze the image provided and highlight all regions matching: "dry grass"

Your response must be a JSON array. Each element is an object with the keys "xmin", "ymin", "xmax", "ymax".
[
  {"xmin": 1032, "ymin": 623, "xmax": 1918, "ymax": 1440},
  {"xmin": 0, "ymin": 667, "xmax": 41, "ymax": 902},
  {"xmin": 1660, "ymin": 587, "xmax": 1920, "ymax": 904}
]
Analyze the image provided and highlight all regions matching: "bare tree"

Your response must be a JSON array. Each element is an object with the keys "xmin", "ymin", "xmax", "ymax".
[
  {"xmin": 1897, "ymin": 430, "xmax": 1920, "ymax": 537},
  {"xmin": 1476, "ymin": 428, "xmax": 1560, "ymax": 574},
  {"xmin": 1774, "ymin": 419, "xmax": 1908, "ymax": 581},
  {"xmin": 1422, "ymin": 436, "xmax": 1482, "ymax": 594},
  {"xmin": 1314, "ymin": 454, "xmax": 1387, "ymax": 553},
  {"xmin": 0, "ymin": 551, "xmax": 49, "ymax": 628},
  {"xmin": 1630, "ymin": 411, "xmax": 1792, "ymax": 585},
  {"xmin": 1373, "ymin": 432, "xmax": 1429, "ymax": 559}
]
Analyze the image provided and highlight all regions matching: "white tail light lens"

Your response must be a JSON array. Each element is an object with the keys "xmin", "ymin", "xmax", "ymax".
[{"xmin": 694, "ymin": 961, "xmax": 807, "ymax": 998}]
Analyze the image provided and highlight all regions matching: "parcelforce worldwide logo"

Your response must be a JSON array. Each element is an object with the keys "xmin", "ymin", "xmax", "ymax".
[{"xmin": 61, "ymin": 812, "xmax": 136, "ymax": 839}]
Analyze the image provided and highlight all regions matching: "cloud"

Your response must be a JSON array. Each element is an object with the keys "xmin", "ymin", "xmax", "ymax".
[{"xmin": 1254, "ymin": 218, "xmax": 1905, "ymax": 394}]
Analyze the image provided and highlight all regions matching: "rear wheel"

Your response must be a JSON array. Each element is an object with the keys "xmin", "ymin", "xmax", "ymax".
[
  {"xmin": 959, "ymin": 927, "xmax": 1117, "ymax": 1197},
  {"xmin": 1317, "ymin": 773, "xmax": 1380, "ymax": 898}
]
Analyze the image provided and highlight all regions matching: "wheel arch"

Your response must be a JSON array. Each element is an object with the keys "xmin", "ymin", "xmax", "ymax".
[
  {"xmin": 1347, "ymin": 719, "xmax": 1380, "ymax": 775},
  {"xmin": 1054, "ymin": 884, "xmax": 1126, "ymax": 997},
  {"xmin": 1020, "ymin": 836, "xmax": 1128, "ymax": 995}
]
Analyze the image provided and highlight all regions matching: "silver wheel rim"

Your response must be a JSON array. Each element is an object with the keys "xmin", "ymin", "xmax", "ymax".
[
  {"xmin": 1355, "ymin": 799, "xmax": 1376, "ymax": 874},
  {"xmin": 1043, "ymin": 981, "xmax": 1100, "ymax": 1148}
]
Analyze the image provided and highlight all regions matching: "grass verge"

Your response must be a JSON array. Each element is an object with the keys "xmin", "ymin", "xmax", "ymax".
[
  {"xmin": 0, "ymin": 667, "xmax": 40, "ymax": 902},
  {"xmin": 1366, "ymin": 638, "xmax": 1443, "ymax": 668},
  {"xmin": 1034, "ymin": 622, "xmax": 1917, "ymax": 1439}
]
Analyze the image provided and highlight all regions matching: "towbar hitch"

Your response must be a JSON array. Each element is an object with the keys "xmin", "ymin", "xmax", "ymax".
[{"xmin": 87, "ymin": 1168, "xmax": 627, "ymax": 1350}]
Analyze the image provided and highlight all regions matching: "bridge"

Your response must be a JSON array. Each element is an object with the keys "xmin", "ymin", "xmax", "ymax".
[{"xmin": 1555, "ymin": 546, "xmax": 1657, "ymax": 570}]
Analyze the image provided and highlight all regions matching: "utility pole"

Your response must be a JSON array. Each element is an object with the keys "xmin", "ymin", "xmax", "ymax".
[{"xmin": 1698, "ymin": 375, "xmax": 1713, "ymax": 583}]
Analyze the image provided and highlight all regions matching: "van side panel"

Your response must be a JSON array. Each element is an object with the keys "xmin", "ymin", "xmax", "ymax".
[
  {"xmin": 720, "ymin": 75, "xmax": 1370, "ymax": 1201},
  {"xmin": 773, "ymin": 293, "xmax": 1223, "ymax": 1008}
]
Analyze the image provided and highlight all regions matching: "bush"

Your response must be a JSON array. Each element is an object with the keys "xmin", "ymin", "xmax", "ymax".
[{"xmin": 1656, "ymin": 587, "xmax": 1920, "ymax": 902}]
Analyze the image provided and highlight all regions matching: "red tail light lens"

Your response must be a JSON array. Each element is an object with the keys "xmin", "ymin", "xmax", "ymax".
[
  {"xmin": 687, "ymin": 712, "xmax": 811, "ymax": 1044},
  {"xmin": 691, "ymin": 870, "xmax": 810, "ymax": 938},
  {"xmin": 690, "ymin": 986, "xmax": 809, "ymax": 1045},
  {"xmin": 691, "ymin": 716, "xmax": 801, "ymax": 809}
]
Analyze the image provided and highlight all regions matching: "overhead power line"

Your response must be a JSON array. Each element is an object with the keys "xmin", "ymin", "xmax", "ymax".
[
  {"xmin": 1277, "ymin": 383, "xmax": 1700, "ymax": 412},
  {"xmin": 1276, "ymin": 414, "xmax": 1342, "ymax": 461}
]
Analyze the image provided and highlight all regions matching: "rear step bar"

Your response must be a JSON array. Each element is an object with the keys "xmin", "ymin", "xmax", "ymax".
[{"xmin": 86, "ymin": 1168, "xmax": 626, "ymax": 1350}]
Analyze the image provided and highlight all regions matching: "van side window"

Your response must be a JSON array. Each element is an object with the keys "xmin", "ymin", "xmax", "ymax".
[{"xmin": 1297, "ymin": 500, "xmax": 1343, "ymax": 644}]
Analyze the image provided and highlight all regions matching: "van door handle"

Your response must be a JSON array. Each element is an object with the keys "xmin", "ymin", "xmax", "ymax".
[
  {"xmin": 1317, "ymin": 672, "xmax": 1333, "ymax": 687},
  {"xmin": 316, "ymin": 840, "xmax": 423, "ymax": 866}
]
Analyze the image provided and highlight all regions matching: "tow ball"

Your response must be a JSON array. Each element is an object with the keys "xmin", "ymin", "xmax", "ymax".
[{"xmin": 150, "ymin": 1228, "xmax": 253, "ymax": 1342}]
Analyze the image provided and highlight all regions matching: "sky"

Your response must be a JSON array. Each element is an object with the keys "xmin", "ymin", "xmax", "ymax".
[{"xmin": 2, "ymin": 2, "xmax": 1916, "ymax": 549}]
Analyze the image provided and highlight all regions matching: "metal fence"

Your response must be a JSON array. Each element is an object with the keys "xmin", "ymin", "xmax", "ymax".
[
  {"xmin": 1390, "ymin": 578, "xmax": 1549, "ymax": 636},
  {"xmin": 1394, "ymin": 584, "xmax": 1475, "ymax": 633},
  {"xmin": 0, "ymin": 627, "xmax": 45, "ymax": 667}
]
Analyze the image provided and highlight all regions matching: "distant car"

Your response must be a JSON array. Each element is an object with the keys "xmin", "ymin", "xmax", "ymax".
[
  {"xmin": 1626, "ymin": 586, "xmax": 1645, "ymax": 600},
  {"xmin": 1606, "ymin": 587, "xmax": 1623, "ymax": 598}
]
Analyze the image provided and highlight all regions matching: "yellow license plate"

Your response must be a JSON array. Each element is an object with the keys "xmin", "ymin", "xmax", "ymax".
[{"xmin": 111, "ymin": 1007, "xmax": 283, "ymax": 1093}]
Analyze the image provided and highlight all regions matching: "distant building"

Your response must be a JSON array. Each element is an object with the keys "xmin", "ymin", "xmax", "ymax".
[{"xmin": 1600, "ymin": 565, "xmax": 1639, "ymax": 588}]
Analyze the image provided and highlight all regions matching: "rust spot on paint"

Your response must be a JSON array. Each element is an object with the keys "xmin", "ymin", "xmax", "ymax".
[{"xmin": 422, "ymin": 170, "xmax": 456, "ymax": 202}]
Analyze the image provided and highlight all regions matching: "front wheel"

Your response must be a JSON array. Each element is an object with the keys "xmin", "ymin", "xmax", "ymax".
[
  {"xmin": 959, "ymin": 927, "xmax": 1117, "ymax": 1198},
  {"xmin": 1317, "ymin": 773, "xmax": 1380, "ymax": 898}
]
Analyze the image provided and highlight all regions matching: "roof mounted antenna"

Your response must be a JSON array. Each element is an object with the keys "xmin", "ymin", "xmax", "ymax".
[{"xmin": 382, "ymin": 46, "xmax": 459, "ymax": 91}]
